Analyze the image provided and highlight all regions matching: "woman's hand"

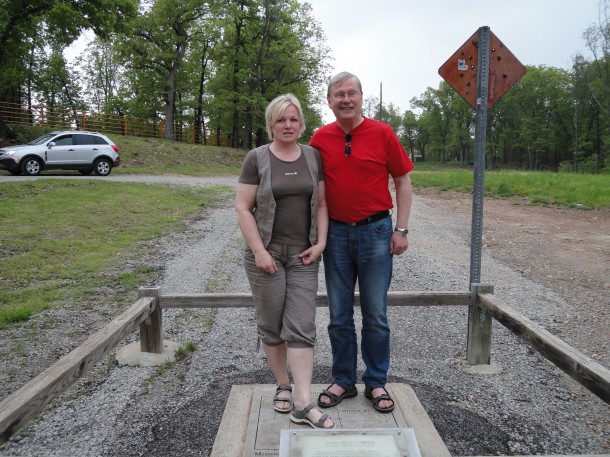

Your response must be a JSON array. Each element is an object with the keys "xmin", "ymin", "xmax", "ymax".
[
  {"xmin": 299, "ymin": 244, "xmax": 325, "ymax": 265},
  {"xmin": 255, "ymin": 250, "xmax": 278, "ymax": 274}
]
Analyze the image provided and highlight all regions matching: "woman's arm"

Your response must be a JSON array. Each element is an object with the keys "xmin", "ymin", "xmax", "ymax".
[
  {"xmin": 235, "ymin": 183, "xmax": 277, "ymax": 274},
  {"xmin": 300, "ymin": 181, "xmax": 328, "ymax": 265}
]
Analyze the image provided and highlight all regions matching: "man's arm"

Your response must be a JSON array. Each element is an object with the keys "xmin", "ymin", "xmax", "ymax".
[{"xmin": 390, "ymin": 173, "xmax": 413, "ymax": 255}]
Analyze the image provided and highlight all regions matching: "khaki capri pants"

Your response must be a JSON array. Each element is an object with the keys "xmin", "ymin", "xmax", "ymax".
[{"xmin": 244, "ymin": 242, "xmax": 320, "ymax": 348}]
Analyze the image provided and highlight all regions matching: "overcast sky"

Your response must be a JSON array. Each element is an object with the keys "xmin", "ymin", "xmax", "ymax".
[{"xmin": 306, "ymin": 0, "xmax": 601, "ymax": 121}]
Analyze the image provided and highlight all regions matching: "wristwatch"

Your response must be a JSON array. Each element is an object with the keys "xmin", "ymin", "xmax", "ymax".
[{"xmin": 394, "ymin": 227, "xmax": 409, "ymax": 236}]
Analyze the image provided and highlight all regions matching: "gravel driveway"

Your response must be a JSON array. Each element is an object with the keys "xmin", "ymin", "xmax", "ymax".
[{"xmin": 0, "ymin": 174, "xmax": 608, "ymax": 456}]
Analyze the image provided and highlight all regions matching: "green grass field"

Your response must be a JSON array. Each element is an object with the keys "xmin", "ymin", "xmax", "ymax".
[
  {"xmin": 0, "ymin": 179, "xmax": 230, "ymax": 329},
  {"xmin": 411, "ymin": 168, "xmax": 610, "ymax": 209}
]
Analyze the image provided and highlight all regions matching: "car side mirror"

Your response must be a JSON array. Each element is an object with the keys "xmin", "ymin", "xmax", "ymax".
[{"xmin": 47, "ymin": 142, "xmax": 55, "ymax": 148}]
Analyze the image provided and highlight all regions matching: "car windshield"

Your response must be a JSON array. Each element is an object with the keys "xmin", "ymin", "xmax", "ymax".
[{"xmin": 28, "ymin": 133, "xmax": 57, "ymax": 145}]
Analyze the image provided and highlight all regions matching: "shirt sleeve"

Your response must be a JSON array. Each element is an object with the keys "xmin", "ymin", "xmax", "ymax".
[
  {"xmin": 386, "ymin": 127, "xmax": 415, "ymax": 177},
  {"xmin": 238, "ymin": 149, "xmax": 260, "ymax": 185}
]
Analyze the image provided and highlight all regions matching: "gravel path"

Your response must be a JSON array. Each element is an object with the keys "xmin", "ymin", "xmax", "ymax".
[{"xmin": 0, "ymin": 175, "xmax": 608, "ymax": 456}]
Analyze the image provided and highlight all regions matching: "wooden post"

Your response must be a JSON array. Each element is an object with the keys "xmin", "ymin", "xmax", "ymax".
[
  {"xmin": 138, "ymin": 286, "xmax": 162, "ymax": 353},
  {"xmin": 467, "ymin": 283, "xmax": 494, "ymax": 364}
]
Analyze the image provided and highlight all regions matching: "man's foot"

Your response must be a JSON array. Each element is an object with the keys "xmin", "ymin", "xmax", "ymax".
[
  {"xmin": 317, "ymin": 383, "xmax": 358, "ymax": 408},
  {"xmin": 364, "ymin": 386, "xmax": 395, "ymax": 413}
]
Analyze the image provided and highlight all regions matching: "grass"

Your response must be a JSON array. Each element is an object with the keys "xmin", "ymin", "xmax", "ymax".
[
  {"xmin": 175, "ymin": 341, "xmax": 198, "ymax": 360},
  {"xmin": 109, "ymin": 135, "xmax": 246, "ymax": 176},
  {"xmin": 411, "ymin": 168, "xmax": 610, "ymax": 209},
  {"xmin": 0, "ymin": 179, "xmax": 231, "ymax": 328},
  {"xmin": 140, "ymin": 342, "xmax": 197, "ymax": 394}
]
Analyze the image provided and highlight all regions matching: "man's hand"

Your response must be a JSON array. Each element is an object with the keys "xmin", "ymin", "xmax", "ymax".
[{"xmin": 390, "ymin": 231, "xmax": 409, "ymax": 255}]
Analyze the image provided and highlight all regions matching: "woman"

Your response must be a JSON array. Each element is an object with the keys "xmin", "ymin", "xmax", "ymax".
[{"xmin": 235, "ymin": 94, "xmax": 333, "ymax": 429}]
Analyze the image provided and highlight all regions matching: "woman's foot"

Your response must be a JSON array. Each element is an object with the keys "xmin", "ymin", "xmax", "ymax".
[
  {"xmin": 273, "ymin": 384, "xmax": 293, "ymax": 413},
  {"xmin": 290, "ymin": 402, "xmax": 335, "ymax": 429}
]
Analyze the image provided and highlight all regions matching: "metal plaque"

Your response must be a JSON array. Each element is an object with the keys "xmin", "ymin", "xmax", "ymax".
[
  {"xmin": 438, "ymin": 28, "xmax": 526, "ymax": 109},
  {"xmin": 279, "ymin": 428, "xmax": 421, "ymax": 457}
]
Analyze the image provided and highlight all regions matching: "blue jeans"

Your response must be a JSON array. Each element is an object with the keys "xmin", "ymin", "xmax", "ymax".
[{"xmin": 323, "ymin": 215, "xmax": 393, "ymax": 389}]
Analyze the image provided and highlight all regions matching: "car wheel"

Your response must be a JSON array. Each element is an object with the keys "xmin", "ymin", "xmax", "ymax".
[
  {"xmin": 21, "ymin": 157, "xmax": 42, "ymax": 176},
  {"xmin": 79, "ymin": 169, "xmax": 93, "ymax": 175},
  {"xmin": 93, "ymin": 158, "xmax": 112, "ymax": 176}
]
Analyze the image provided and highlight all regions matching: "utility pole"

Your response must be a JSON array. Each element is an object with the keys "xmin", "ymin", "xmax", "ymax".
[{"xmin": 379, "ymin": 81, "xmax": 383, "ymax": 122}]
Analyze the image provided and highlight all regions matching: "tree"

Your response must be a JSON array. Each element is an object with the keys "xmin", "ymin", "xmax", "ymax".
[
  {"xmin": 363, "ymin": 96, "xmax": 379, "ymax": 118},
  {"xmin": 37, "ymin": 52, "xmax": 86, "ymax": 126},
  {"xmin": 0, "ymin": 0, "xmax": 137, "ymax": 102},
  {"xmin": 115, "ymin": 0, "xmax": 212, "ymax": 140},
  {"xmin": 78, "ymin": 38, "xmax": 123, "ymax": 113},
  {"xmin": 580, "ymin": 0, "xmax": 610, "ymax": 171},
  {"xmin": 571, "ymin": 55, "xmax": 602, "ymax": 171},
  {"xmin": 493, "ymin": 66, "xmax": 572, "ymax": 170},
  {"xmin": 447, "ymin": 95, "xmax": 473, "ymax": 165},
  {"xmin": 210, "ymin": 0, "xmax": 330, "ymax": 149},
  {"xmin": 411, "ymin": 83, "xmax": 455, "ymax": 162},
  {"xmin": 401, "ymin": 110, "xmax": 418, "ymax": 162}
]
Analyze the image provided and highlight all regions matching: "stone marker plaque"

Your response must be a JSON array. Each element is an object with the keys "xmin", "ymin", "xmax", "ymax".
[{"xmin": 278, "ymin": 428, "xmax": 421, "ymax": 457}]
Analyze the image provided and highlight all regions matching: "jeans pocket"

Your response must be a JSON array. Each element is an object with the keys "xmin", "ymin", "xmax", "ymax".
[{"xmin": 372, "ymin": 217, "xmax": 393, "ymax": 234}]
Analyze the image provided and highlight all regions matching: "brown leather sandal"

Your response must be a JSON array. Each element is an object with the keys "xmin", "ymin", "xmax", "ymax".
[
  {"xmin": 364, "ymin": 386, "xmax": 395, "ymax": 413},
  {"xmin": 317, "ymin": 383, "xmax": 358, "ymax": 408}
]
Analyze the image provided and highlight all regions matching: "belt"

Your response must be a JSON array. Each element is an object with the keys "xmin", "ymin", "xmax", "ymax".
[{"xmin": 332, "ymin": 210, "xmax": 390, "ymax": 226}]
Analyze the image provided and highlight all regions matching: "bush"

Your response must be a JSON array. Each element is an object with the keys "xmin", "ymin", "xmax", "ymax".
[
  {"xmin": 559, "ymin": 156, "xmax": 609, "ymax": 174},
  {"xmin": 5, "ymin": 124, "xmax": 54, "ymax": 146}
]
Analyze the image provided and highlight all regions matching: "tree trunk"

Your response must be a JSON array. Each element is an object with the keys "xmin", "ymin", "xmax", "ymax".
[{"xmin": 243, "ymin": 108, "xmax": 253, "ymax": 150}]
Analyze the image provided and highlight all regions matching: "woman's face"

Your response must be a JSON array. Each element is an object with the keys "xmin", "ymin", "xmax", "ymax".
[{"xmin": 271, "ymin": 104, "xmax": 301, "ymax": 144}]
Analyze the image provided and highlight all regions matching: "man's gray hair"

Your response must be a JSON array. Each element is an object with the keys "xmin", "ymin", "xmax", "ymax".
[{"xmin": 327, "ymin": 72, "xmax": 363, "ymax": 97}]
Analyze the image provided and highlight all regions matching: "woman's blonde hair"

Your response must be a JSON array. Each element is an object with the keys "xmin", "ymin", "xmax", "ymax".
[{"xmin": 265, "ymin": 93, "xmax": 306, "ymax": 139}]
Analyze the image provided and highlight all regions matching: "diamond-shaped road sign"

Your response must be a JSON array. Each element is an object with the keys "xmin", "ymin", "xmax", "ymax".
[{"xmin": 438, "ymin": 29, "xmax": 526, "ymax": 109}]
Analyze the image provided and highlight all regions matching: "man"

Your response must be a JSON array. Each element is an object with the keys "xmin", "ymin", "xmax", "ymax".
[{"xmin": 310, "ymin": 71, "xmax": 414, "ymax": 413}]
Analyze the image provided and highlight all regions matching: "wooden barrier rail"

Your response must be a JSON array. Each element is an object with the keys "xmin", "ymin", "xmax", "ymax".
[
  {"xmin": 157, "ymin": 290, "xmax": 473, "ymax": 309},
  {"xmin": 0, "ymin": 286, "xmax": 608, "ymax": 448},
  {"xmin": 0, "ymin": 295, "xmax": 157, "ymax": 443},
  {"xmin": 478, "ymin": 292, "xmax": 610, "ymax": 403}
]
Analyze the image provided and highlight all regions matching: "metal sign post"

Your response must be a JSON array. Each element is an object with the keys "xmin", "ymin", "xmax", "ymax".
[
  {"xmin": 468, "ymin": 26, "xmax": 490, "ymax": 286},
  {"xmin": 439, "ymin": 27, "xmax": 525, "ymax": 364},
  {"xmin": 438, "ymin": 27, "xmax": 526, "ymax": 286}
]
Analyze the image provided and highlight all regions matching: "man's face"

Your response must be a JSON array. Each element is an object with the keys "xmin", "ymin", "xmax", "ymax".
[{"xmin": 327, "ymin": 78, "xmax": 363, "ymax": 123}]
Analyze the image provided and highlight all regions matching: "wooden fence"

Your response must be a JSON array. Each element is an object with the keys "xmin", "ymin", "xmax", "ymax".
[
  {"xmin": 0, "ymin": 284, "xmax": 609, "ymax": 452},
  {"xmin": 0, "ymin": 100, "xmax": 229, "ymax": 146}
]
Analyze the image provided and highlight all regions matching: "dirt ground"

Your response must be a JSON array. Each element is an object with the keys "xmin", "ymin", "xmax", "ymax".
[{"xmin": 416, "ymin": 188, "xmax": 610, "ymax": 367}]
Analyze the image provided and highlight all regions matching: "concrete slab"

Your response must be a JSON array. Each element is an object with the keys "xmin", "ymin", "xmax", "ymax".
[
  {"xmin": 211, "ymin": 383, "xmax": 450, "ymax": 457},
  {"xmin": 462, "ymin": 361, "xmax": 503, "ymax": 375},
  {"xmin": 115, "ymin": 340, "xmax": 181, "ymax": 367}
]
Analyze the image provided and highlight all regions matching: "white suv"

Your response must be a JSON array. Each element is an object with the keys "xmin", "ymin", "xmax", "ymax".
[{"xmin": 0, "ymin": 131, "xmax": 121, "ymax": 176}]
